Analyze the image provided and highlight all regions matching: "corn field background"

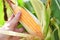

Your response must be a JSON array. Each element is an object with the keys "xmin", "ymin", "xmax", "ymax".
[{"xmin": 0, "ymin": 0, "xmax": 60, "ymax": 40}]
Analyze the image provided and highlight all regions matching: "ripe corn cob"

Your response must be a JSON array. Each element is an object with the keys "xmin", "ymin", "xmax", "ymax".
[{"xmin": 6, "ymin": 0, "xmax": 44, "ymax": 39}]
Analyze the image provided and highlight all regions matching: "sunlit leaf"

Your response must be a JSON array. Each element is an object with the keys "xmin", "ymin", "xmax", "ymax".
[
  {"xmin": 0, "ymin": 0, "xmax": 5, "ymax": 27},
  {"xmin": 18, "ymin": 0, "xmax": 24, "ymax": 7}
]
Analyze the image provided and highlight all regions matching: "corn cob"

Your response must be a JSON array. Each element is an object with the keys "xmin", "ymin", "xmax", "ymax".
[{"xmin": 6, "ymin": 0, "xmax": 44, "ymax": 39}]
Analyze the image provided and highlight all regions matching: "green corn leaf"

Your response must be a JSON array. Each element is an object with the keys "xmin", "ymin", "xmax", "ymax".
[
  {"xmin": 44, "ymin": 27, "xmax": 51, "ymax": 40},
  {"xmin": 58, "ymin": 29, "xmax": 60, "ymax": 40},
  {"xmin": 43, "ymin": 4, "xmax": 51, "ymax": 37},
  {"xmin": 0, "ymin": 0, "xmax": 5, "ymax": 27},
  {"xmin": 51, "ymin": 18, "xmax": 59, "ymax": 30},
  {"xmin": 51, "ymin": 18, "xmax": 60, "ymax": 40},
  {"xmin": 52, "ymin": 29, "xmax": 59, "ymax": 40},
  {"xmin": 18, "ymin": 0, "xmax": 24, "ymax": 7},
  {"xmin": 24, "ymin": 1, "xmax": 34, "ymax": 13},
  {"xmin": 50, "ymin": 32, "xmax": 55, "ymax": 40},
  {"xmin": 50, "ymin": 0, "xmax": 60, "ymax": 21},
  {"xmin": 50, "ymin": 0, "xmax": 60, "ymax": 39}
]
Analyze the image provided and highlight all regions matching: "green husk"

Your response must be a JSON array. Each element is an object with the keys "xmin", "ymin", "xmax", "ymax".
[
  {"xmin": 43, "ymin": 4, "xmax": 51, "ymax": 37},
  {"xmin": 30, "ymin": 0, "xmax": 51, "ymax": 37},
  {"xmin": 30, "ymin": 0, "xmax": 45, "ymax": 25},
  {"xmin": 44, "ymin": 27, "xmax": 51, "ymax": 40},
  {"xmin": 0, "ymin": 30, "xmax": 31, "ymax": 37},
  {"xmin": 0, "ymin": 30, "xmax": 41, "ymax": 40}
]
